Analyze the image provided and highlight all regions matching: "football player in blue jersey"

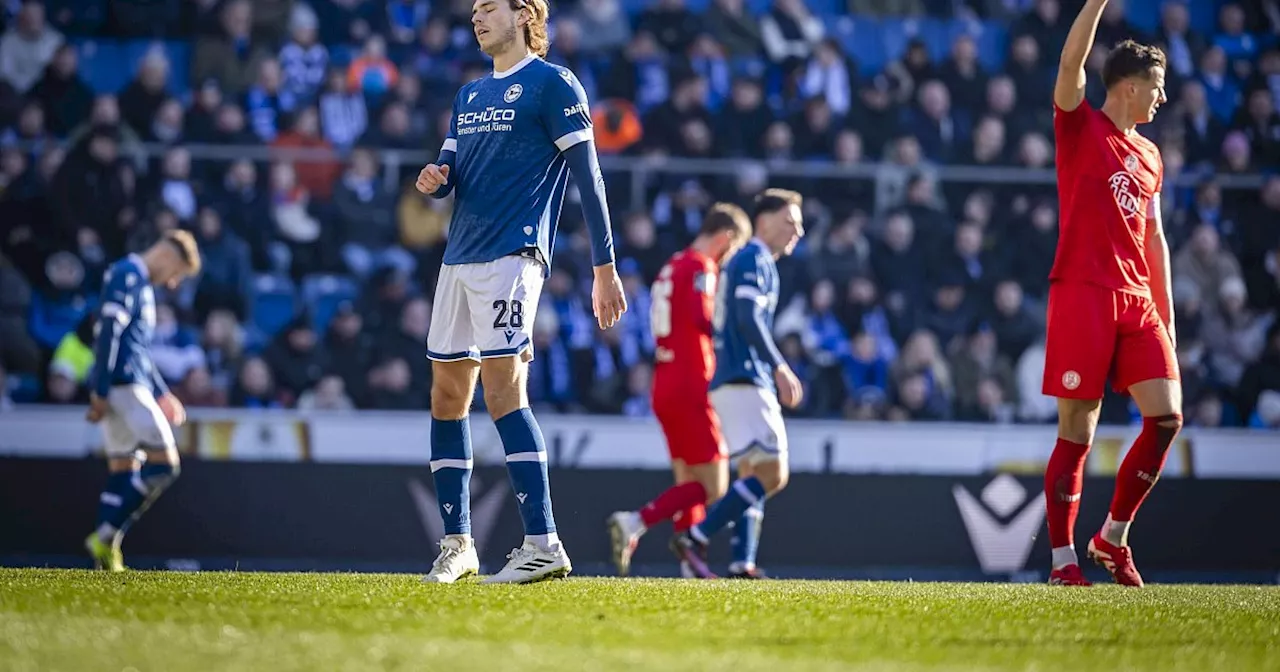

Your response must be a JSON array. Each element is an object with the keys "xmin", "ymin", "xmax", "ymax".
[
  {"xmin": 671, "ymin": 189, "xmax": 806, "ymax": 579},
  {"xmin": 84, "ymin": 230, "xmax": 201, "ymax": 571},
  {"xmin": 414, "ymin": 0, "xmax": 626, "ymax": 584}
]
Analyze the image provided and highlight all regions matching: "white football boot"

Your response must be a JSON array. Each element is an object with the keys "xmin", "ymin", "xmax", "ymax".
[
  {"xmin": 607, "ymin": 511, "xmax": 646, "ymax": 576},
  {"xmin": 481, "ymin": 541, "xmax": 572, "ymax": 584},
  {"xmin": 421, "ymin": 535, "xmax": 480, "ymax": 584}
]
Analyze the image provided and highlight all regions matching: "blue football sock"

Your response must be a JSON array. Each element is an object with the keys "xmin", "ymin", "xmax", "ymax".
[
  {"xmin": 730, "ymin": 500, "xmax": 765, "ymax": 568},
  {"xmin": 94, "ymin": 470, "xmax": 148, "ymax": 540},
  {"xmin": 117, "ymin": 461, "xmax": 180, "ymax": 536},
  {"xmin": 690, "ymin": 477, "xmax": 766, "ymax": 544},
  {"xmin": 495, "ymin": 408, "xmax": 556, "ymax": 537},
  {"xmin": 430, "ymin": 418, "xmax": 473, "ymax": 536}
]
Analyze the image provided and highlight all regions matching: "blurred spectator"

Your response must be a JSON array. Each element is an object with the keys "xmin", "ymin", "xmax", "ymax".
[
  {"xmin": 1177, "ymin": 79, "xmax": 1227, "ymax": 166},
  {"xmin": 313, "ymin": 0, "xmax": 382, "ymax": 46},
  {"xmin": 245, "ymin": 59, "xmax": 290, "ymax": 142},
  {"xmin": 1234, "ymin": 87, "xmax": 1280, "ymax": 167},
  {"xmin": 375, "ymin": 296, "xmax": 431, "ymax": 394},
  {"xmin": 149, "ymin": 98, "xmax": 185, "ymax": 145},
  {"xmin": 940, "ymin": 34, "xmax": 987, "ymax": 117},
  {"xmin": 703, "ymin": 0, "xmax": 762, "ymax": 58},
  {"xmin": 359, "ymin": 100, "xmax": 422, "ymax": 149},
  {"xmin": 192, "ymin": 0, "xmax": 271, "ymax": 98},
  {"xmin": 1173, "ymin": 224, "xmax": 1243, "ymax": 311},
  {"xmin": 27, "ymin": 44, "xmax": 90, "ymax": 137},
  {"xmin": 989, "ymin": 279, "xmax": 1042, "ymax": 362},
  {"xmin": 269, "ymin": 161, "xmax": 325, "ymax": 277},
  {"xmin": 49, "ymin": 312, "xmax": 94, "ymax": 385},
  {"xmin": 918, "ymin": 270, "xmax": 974, "ymax": 351},
  {"xmin": 2, "ymin": 101, "xmax": 52, "ymax": 157},
  {"xmin": 270, "ymin": 106, "xmax": 340, "ymax": 199},
  {"xmin": 0, "ymin": 252, "xmax": 40, "ymax": 373},
  {"xmin": 280, "ymin": 4, "xmax": 330, "ymax": 107},
  {"xmin": 219, "ymin": 159, "xmax": 274, "ymax": 269},
  {"xmin": 324, "ymin": 300, "xmax": 374, "ymax": 403},
  {"xmin": 201, "ymin": 309, "xmax": 243, "ymax": 392},
  {"xmin": 119, "ymin": 49, "xmax": 170, "ymax": 137},
  {"xmin": 801, "ymin": 39, "xmax": 853, "ymax": 117},
  {"xmin": 151, "ymin": 303, "xmax": 207, "ymax": 386},
  {"xmin": 408, "ymin": 17, "xmax": 458, "ymax": 91},
  {"xmin": 573, "ymin": 0, "xmax": 631, "ymax": 55},
  {"xmin": 50, "ymin": 128, "xmax": 135, "ymax": 257},
  {"xmin": 192, "ymin": 206, "xmax": 251, "ymax": 321},
  {"xmin": 1198, "ymin": 46, "xmax": 1240, "ymax": 123},
  {"xmin": 365, "ymin": 357, "xmax": 425, "ymax": 410},
  {"xmin": 1238, "ymin": 323, "xmax": 1280, "ymax": 422},
  {"xmin": 1156, "ymin": 1, "xmax": 1205, "ymax": 82},
  {"xmin": 761, "ymin": 0, "xmax": 824, "ymax": 75},
  {"xmin": 1203, "ymin": 276, "xmax": 1274, "ymax": 389},
  {"xmin": 231, "ymin": 356, "xmax": 285, "ymax": 409},
  {"xmin": 187, "ymin": 80, "xmax": 225, "ymax": 142},
  {"xmin": 0, "ymin": 1, "xmax": 63, "ymax": 94},
  {"xmin": 263, "ymin": 315, "xmax": 326, "ymax": 405},
  {"xmin": 174, "ymin": 365, "xmax": 229, "ymax": 408},
  {"xmin": 347, "ymin": 35, "xmax": 399, "ymax": 99},
  {"xmin": 154, "ymin": 146, "xmax": 197, "ymax": 222},
  {"xmin": 1014, "ymin": 339, "xmax": 1055, "ymax": 421},
  {"xmin": 336, "ymin": 147, "xmax": 410, "ymax": 278},
  {"xmin": 41, "ymin": 358, "xmax": 84, "ymax": 404},
  {"xmin": 637, "ymin": 0, "xmax": 700, "ymax": 55},
  {"xmin": 951, "ymin": 325, "xmax": 1015, "ymax": 421},
  {"xmin": 716, "ymin": 78, "xmax": 772, "ymax": 158},
  {"xmin": 298, "ymin": 374, "xmax": 356, "ymax": 411},
  {"xmin": 319, "ymin": 68, "xmax": 368, "ymax": 148}
]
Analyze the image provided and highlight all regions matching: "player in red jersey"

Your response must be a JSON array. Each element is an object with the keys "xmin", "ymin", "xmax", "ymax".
[
  {"xmin": 607, "ymin": 203, "xmax": 751, "ymax": 577},
  {"xmin": 1043, "ymin": 0, "xmax": 1179, "ymax": 588}
]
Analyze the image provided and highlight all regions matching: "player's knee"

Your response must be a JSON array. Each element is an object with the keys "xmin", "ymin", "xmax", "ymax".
[
  {"xmin": 140, "ymin": 459, "xmax": 180, "ymax": 493},
  {"xmin": 1056, "ymin": 403, "xmax": 1100, "ymax": 445},
  {"xmin": 752, "ymin": 460, "xmax": 788, "ymax": 495},
  {"xmin": 1149, "ymin": 413, "xmax": 1183, "ymax": 446},
  {"xmin": 482, "ymin": 381, "xmax": 523, "ymax": 419}
]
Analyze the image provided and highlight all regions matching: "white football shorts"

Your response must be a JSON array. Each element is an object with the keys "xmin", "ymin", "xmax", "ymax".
[
  {"xmin": 427, "ymin": 255, "xmax": 544, "ymax": 362},
  {"xmin": 709, "ymin": 384, "xmax": 788, "ymax": 465},
  {"xmin": 102, "ymin": 384, "xmax": 176, "ymax": 457}
]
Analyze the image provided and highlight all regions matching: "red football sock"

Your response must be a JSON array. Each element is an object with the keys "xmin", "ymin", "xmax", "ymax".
[
  {"xmin": 673, "ymin": 503, "xmax": 706, "ymax": 533},
  {"xmin": 639, "ymin": 481, "xmax": 707, "ymax": 528},
  {"xmin": 1044, "ymin": 437, "xmax": 1091, "ymax": 548},
  {"xmin": 1110, "ymin": 414, "xmax": 1182, "ymax": 522}
]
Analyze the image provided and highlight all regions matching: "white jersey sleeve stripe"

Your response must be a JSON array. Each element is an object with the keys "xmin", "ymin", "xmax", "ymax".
[
  {"xmin": 1146, "ymin": 192, "xmax": 1160, "ymax": 219},
  {"xmin": 554, "ymin": 129, "xmax": 592, "ymax": 152},
  {"xmin": 734, "ymin": 286, "xmax": 768, "ymax": 305},
  {"xmin": 101, "ymin": 302, "xmax": 131, "ymax": 326},
  {"xmin": 441, "ymin": 138, "xmax": 457, "ymax": 153}
]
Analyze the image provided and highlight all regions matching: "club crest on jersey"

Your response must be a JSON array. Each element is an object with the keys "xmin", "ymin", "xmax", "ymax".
[
  {"xmin": 467, "ymin": 91, "xmax": 478, "ymax": 104},
  {"xmin": 1062, "ymin": 370, "xmax": 1081, "ymax": 390},
  {"xmin": 559, "ymin": 70, "xmax": 573, "ymax": 84},
  {"xmin": 504, "ymin": 84, "xmax": 523, "ymax": 103},
  {"xmin": 1107, "ymin": 172, "xmax": 1143, "ymax": 220},
  {"xmin": 1124, "ymin": 154, "xmax": 1138, "ymax": 172}
]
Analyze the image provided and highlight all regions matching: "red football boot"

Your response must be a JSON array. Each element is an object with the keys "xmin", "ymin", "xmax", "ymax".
[
  {"xmin": 1048, "ymin": 564, "xmax": 1092, "ymax": 586},
  {"xmin": 1088, "ymin": 533, "xmax": 1144, "ymax": 587}
]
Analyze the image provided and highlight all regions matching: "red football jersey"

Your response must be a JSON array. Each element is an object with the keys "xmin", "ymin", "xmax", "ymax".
[
  {"xmin": 1050, "ymin": 101, "xmax": 1164, "ymax": 297},
  {"xmin": 650, "ymin": 248, "xmax": 718, "ymax": 391}
]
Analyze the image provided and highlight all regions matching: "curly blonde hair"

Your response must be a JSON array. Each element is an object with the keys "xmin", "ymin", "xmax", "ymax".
[{"xmin": 514, "ymin": 0, "xmax": 550, "ymax": 57}]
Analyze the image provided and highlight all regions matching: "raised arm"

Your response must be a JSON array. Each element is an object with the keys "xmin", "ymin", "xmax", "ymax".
[{"xmin": 1055, "ymin": 0, "xmax": 1109, "ymax": 111}]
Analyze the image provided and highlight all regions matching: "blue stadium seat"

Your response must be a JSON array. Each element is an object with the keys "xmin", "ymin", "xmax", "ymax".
[
  {"xmin": 827, "ymin": 16, "xmax": 888, "ymax": 75},
  {"xmin": 1125, "ymin": 0, "xmax": 1162, "ymax": 34},
  {"xmin": 250, "ymin": 274, "xmax": 298, "ymax": 340},
  {"xmin": 301, "ymin": 274, "xmax": 359, "ymax": 335},
  {"xmin": 70, "ymin": 39, "xmax": 192, "ymax": 95},
  {"xmin": 8, "ymin": 373, "xmax": 41, "ymax": 404}
]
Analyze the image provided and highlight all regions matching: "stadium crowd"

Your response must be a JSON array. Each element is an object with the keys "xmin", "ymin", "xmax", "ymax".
[{"xmin": 0, "ymin": 0, "xmax": 1278, "ymax": 427}]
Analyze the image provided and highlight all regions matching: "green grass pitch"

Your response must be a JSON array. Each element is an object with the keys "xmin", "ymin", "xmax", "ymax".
[{"xmin": 2, "ymin": 569, "xmax": 1278, "ymax": 672}]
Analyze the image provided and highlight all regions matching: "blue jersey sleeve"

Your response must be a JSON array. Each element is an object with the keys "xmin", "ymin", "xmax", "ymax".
[
  {"xmin": 545, "ymin": 68, "xmax": 614, "ymax": 266},
  {"xmin": 90, "ymin": 266, "xmax": 136, "ymax": 397},
  {"xmin": 541, "ymin": 68, "xmax": 593, "ymax": 152},
  {"xmin": 731, "ymin": 255, "xmax": 785, "ymax": 370},
  {"xmin": 430, "ymin": 89, "xmax": 461, "ymax": 198}
]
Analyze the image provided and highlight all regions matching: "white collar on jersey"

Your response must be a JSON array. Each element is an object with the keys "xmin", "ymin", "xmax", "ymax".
[{"xmin": 493, "ymin": 52, "xmax": 539, "ymax": 79}]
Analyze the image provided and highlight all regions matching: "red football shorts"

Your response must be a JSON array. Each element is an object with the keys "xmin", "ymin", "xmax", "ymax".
[
  {"xmin": 1043, "ymin": 281, "xmax": 1179, "ymax": 399},
  {"xmin": 651, "ymin": 379, "xmax": 725, "ymax": 466}
]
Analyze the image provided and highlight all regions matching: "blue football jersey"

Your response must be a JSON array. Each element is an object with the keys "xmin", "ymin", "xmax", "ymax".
[
  {"xmin": 710, "ymin": 239, "xmax": 781, "ymax": 393},
  {"xmin": 88, "ymin": 254, "xmax": 164, "ymax": 397},
  {"xmin": 440, "ymin": 55, "xmax": 593, "ymax": 271}
]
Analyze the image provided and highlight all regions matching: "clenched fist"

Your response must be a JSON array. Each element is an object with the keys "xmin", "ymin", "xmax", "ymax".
[{"xmin": 415, "ymin": 163, "xmax": 450, "ymax": 194}]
